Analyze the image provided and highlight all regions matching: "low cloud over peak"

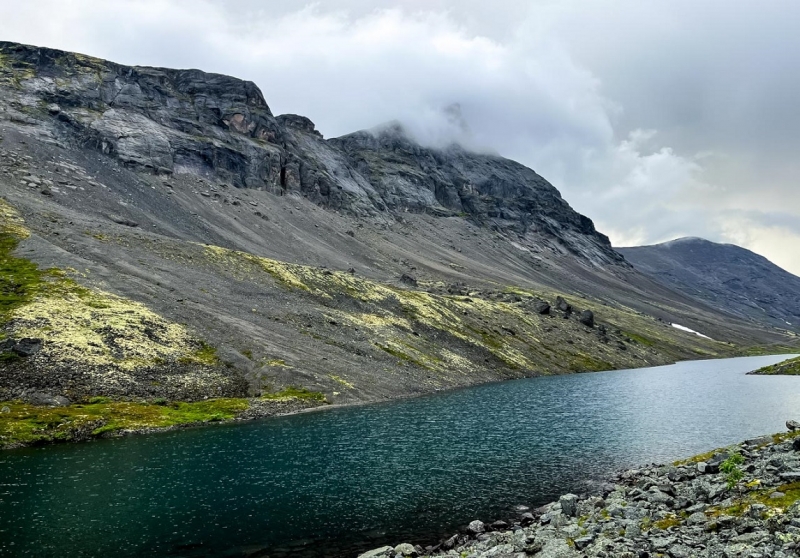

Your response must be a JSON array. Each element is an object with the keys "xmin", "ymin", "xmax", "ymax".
[{"xmin": 1, "ymin": 0, "xmax": 798, "ymax": 274}]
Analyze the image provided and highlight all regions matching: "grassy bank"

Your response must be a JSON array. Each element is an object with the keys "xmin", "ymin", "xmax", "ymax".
[
  {"xmin": 750, "ymin": 355, "xmax": 800, "ymax": 375},
  {"xmin": 0, "ymin": 387, "xmax": 327, "ymax": 449}
]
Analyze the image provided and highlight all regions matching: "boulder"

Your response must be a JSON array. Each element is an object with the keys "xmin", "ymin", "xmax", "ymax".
[
  {"xmin": 393, "ymin": 543, "xmax": 417, "ymax": 557},
  {"xmin": 579, "ymin": 310, "xmax": 594, "ymax": 327},
  {"xmin": 787, "ymin": 420, "xmax": 800, "ymax": 431},
  {"xmin": 467, "ymin": 520, "xmax": 485, "ymax": 535},
  {"xmin": 533, "ymin": 301, "xmax": 551, "ymax": 315},
  {"xmin": 27, "ymin": 392, "xmax": 71, "ymax": 407},
  {"xmin": 555, "ymin": 296, "xmax": 571, "ymax": 313},
  {"xmin": 399, "ymin": 274, "xmax": 418, "ymax": 286},
  {"xmin": 559, "ymin": 493, "xmax": 579, "ymax": 517},
  {"xmin": 12, "ymin": 337, "xmax": 42, "ymax": 357},
  {"xmin": 793, "ymin": 438, "xmax": 800, "ymax": 452},
  {"xmin": 574, "ymin": 535, "xmax": 595, "ymax": 550}
]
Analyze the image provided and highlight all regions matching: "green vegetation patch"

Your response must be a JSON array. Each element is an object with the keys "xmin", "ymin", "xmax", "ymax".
[
  {"xmin": 752, "ymin": 356, "xmax": 800, "ymax": 376},
  {"xmin": 569, "ymin": 353, "xmax": 614, "ymax": 372},
  {"xmin": 622, "ymin": 331, "xmax": 655, "ymax": 347},
  {"xmin": 178, "ymin": 341, "xmax": 219, "ymax": 365},
  {"xmin": 261, "ymin": 386, "xmax": 327, "ymax": 403},
  {"xmin": 0, "ymin": 398, "xmax": 249, "ymax": 448},
  {"xmin": 653, "ymin": 515, "xmax": 682, "ymax": 530},
  {"xmin": 0, "ymin": 199, "xmax": 222, "ymax": 371}
]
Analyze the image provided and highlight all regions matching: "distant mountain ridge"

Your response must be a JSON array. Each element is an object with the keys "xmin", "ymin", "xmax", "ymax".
[{"xmin": 618, "ymin": 238, "xmax": 800, "ymax": 332}]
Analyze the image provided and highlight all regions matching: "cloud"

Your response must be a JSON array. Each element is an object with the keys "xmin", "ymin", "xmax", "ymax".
[{"xmin": 0, "ymin": 0, "xmax": 798, "ymax": 275}]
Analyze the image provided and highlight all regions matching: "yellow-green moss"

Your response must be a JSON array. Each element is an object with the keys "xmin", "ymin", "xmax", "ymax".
[
  {"xmin": 753, "ymin": 482, "xmax": 800, "ymax": 510},
  {"xmin": 0, "ymin": 398, "xmax": 249, "ymax": 448},
  {"xmin": 1, "ymin": 199, "xmax": 220, "ymax": 371},
  {"xmin": 177, "ymin": 341, "xmax": 219, "ymax": 365},
  {"xmin": 653, "ymin": 515, "xmax": 682, "ymax": 530},
  {"xmin": 569, "ymin": 353, "xmax": 614, "ymax": 372},
  {"xmin": 261, "ymin": 387, "xmax": 326, "ymax": 402},
  {"xmin": 329, "ymin": 375, "xmax": 355, "ymax": 389}
]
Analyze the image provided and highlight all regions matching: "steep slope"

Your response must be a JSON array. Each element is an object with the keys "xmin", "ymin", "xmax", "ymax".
[
  {"xmin": 0, "ymin": 41, "xmax": 795, "ymax": 439},
  {"xmin": 618, "ymin": 238, "xmax": 800, "ymax": 333}
]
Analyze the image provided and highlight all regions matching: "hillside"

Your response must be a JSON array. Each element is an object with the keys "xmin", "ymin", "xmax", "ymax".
[
  {"xmin": 618, "ymin": 238, "xmax": 800, "ymax": 333},
  {"xmin": 0, "ymin": 41, "xmax": 796, "ymax": 444}
]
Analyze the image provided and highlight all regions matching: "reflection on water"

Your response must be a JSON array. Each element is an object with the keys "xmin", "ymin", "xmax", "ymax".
[{"xmin": 1, "ymin": 354, "xmax": 798, "ymax": 557}]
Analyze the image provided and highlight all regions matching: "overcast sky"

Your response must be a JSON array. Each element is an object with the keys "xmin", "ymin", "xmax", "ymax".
[{"xmin": 2, "ymin": 0, "xmax": 799, "ymax": 274}]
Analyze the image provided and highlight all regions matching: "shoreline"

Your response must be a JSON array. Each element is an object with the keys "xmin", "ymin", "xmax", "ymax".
[
  {"xmin": 2, "ymin": 353, "xmax": 798, "ymax": 451},
  {"xmin": 359, "ymin": 427, "xmax": 800, "ymax": 558}
]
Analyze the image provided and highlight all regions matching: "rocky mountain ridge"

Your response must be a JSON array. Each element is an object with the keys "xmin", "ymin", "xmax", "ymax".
[
  {"xmin": 0, "ymin": 40, "xmax": 619, "ymax": 266},
  {"xmin": 618, "ymin": 238, "xmax": 800, "ymax": 333}
]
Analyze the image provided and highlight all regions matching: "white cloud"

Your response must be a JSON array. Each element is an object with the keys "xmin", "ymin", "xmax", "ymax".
[{"xmin": 0, "ymin": 0, "xmax": 798, "ymax": 275}]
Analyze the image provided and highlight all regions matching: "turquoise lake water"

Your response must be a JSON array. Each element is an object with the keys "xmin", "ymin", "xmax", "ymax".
[{"xmin": 1, "ymin": 354, "xmax": 798, "ymax": 557}]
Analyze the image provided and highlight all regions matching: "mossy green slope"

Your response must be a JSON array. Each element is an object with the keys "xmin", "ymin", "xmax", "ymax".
[
  {"xmin": 750, "ymin": 355, "xmax": 800, "ymax": 375},
  {"xmin": 0, "ymin": 199, "xmax": 226, "ymax": 382}
]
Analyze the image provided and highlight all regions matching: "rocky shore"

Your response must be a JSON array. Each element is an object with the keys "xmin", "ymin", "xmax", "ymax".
[{"xmin": 361, "ymin": 426, "xmax": 800, "ymax": 558}]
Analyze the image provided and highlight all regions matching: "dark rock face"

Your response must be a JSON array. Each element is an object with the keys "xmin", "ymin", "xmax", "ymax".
[
  {"xmin": 0, "ymin": 41, "xmax": 623, "ymax": 268},
  {"xmin": 330, "ymin": 123, "xmax": 624, "ymax": 265},
  {"xmin": 618, "ymin": 238, "xmax": 800, "ymax": 332},
  {"xmin": 579, "ymin": 310, "xmax": 595, "ymax": 328}
]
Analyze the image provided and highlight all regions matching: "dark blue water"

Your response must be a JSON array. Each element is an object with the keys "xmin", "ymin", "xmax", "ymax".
[{"xmin": 1, "ymin": 354, "xmax": 799, "ymax": 557}]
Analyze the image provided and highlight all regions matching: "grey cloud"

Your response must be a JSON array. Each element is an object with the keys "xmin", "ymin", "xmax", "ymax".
[{"xmin": 0, "ymin": 0, "xmax": 797, "ymax": 274}]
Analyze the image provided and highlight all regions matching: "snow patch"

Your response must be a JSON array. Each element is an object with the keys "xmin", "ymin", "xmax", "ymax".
[{"xmin": 671, "ymin": 323, "xmax": 713, "ymax": 340}]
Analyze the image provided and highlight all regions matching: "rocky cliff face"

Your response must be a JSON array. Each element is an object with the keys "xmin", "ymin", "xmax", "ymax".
[
  {"xmin": 0, "ymin": 41, "xmax": 620, "ymax": 267},
  {"xmin": 618, "ymin": 238, "xmax": 800, "ymax": 333}
]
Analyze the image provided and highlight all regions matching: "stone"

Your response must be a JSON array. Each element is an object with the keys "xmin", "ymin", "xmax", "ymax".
[
  {"xmin": 533, "ymin": 301, "xmax": 550, "ymax": 315},
  {"xmin": 357, "ymin": 546, "xmax": 394, "ymax": 558},
  {"xmin": 490, "ymin": 520, "xmax": 509, "ymax": 530},
  {"xmin": 555, "ymin": 296, "xmax": 572, "ymax": 314},
  {"xmin": 12, "ymin": 338, "xmax": 42, "ymax": 357},
  {"xmin": 1, "ymin": 406, "xmax": 9, "ymax": 414},
  {"xmin": 686, "ymin": 512, "xmax": 707, "ymax": 525},
  {"xmin": 467, "ymin": 520, "xmax": 485, "ymax": 535},
  {"xmin": 393, "ymin": 543, "xmax": 417, "ymax": 557},
  {"xmin": 107, "ymin": 214, "xmax": 139, "ymax": 227},
  {"xmin": 667, "ymin": 544, "xmax": 693, "ymax": 558},
  {"xmin": 519, "ymin": 512, "xmax": 535, "ymax": 526},
  {"xmin": 399, "ymin": 274, "xmax": 418, "ymax": 286},
  {"xmin": 441, "ymin": 535, "xmax": 459, "ymax": 550},
  {"xmin": 574, "ymin": 535, "xmax": 595, "ymax": 550},
  {"xmin": 787, "ymin": 420, "xmax": 800, "ymax": 431},
  {"xmin": 745, "ymin": 435, "xmax": 772, "ymax": 447},
  {"xmin": 579, "ymin": 310, "xmax": 595, "ymax": 327},
  {"xmin": 559, "ymin": 493, "xmax": 579, "ymax": 517},
  {"xmin": 793, "ymin": 438, "xmax": 800, "ymax": 452},
  {"xmin": 26, "ymin": 392, "xmax": 70, "ymax": 407}
]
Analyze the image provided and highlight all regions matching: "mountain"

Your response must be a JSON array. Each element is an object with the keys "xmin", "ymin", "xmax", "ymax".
[
  {"xmin": 0, "ymin": 41, "xmax": 795, "ymax": 437},
  {"xmin": 618, "ymin": 237, "xmax": 800, "ymax": 332}
]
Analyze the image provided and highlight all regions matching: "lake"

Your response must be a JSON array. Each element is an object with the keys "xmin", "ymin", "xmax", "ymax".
[{"xmin": 1, "ymin": 354, "xmax": 798, "ymax": 557}]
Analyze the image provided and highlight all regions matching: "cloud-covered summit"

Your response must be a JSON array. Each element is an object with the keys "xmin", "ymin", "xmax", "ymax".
[{"xmin": 1, "ymin": 0, "xmax": 798, "ymax": 274}]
